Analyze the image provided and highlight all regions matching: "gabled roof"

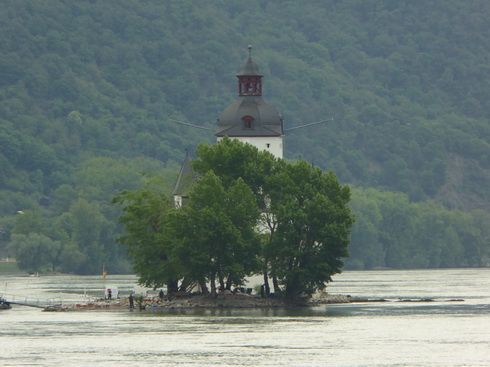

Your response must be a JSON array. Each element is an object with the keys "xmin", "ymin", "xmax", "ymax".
[{"xmin": 172, "ymin": 152, "xmax": 196, "ymax": 196}]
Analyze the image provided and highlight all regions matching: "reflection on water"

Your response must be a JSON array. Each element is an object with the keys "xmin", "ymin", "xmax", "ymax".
[{"xmin": 1, "ymin": 269, "xmax": 489, "ymax": 367}]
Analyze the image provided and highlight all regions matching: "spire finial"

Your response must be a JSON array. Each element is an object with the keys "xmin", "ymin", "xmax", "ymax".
[{"xmin": 248, "ymin": 45, "xmax": 252, "ymax": 58}]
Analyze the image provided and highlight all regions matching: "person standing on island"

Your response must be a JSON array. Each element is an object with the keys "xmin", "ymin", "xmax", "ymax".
[
  {"xmin": 129, "ymin": 293, "xmax": 134, "ymax": 309},
  {"xmin": 159, "ymin": 289, "xmax": 164, "ymax": 299},
  {"xmin": 107, "ymin": 288, "xmax": 112, "ymax": 300}
]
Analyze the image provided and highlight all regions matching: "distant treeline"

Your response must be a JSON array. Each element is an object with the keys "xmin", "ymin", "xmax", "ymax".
[
  {"xmin": 4, "ymin": 159, "xmax": 489, "ymax": 274},
  {"xmin": 348, "ymin": 188, "xmax": 489, "ymax": 269}
]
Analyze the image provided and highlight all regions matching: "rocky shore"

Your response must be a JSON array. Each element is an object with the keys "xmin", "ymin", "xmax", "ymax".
[
  {"xmin": 44, "ymin": 292, "xmax": 349, "ymax": 311},
  {"xmin": 44, "ymin": 292, "xmax": 464, "ymax": 312}
]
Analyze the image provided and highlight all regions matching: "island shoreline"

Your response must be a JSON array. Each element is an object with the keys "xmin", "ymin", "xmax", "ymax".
[{"xmin": 43, "ymin": 293, "xmax": 464, "ymax": 312}]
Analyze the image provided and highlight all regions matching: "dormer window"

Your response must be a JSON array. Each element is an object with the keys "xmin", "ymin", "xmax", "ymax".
[{"xmin": 242, "ymin": 115, "xmax": 254, "ymax": 129}]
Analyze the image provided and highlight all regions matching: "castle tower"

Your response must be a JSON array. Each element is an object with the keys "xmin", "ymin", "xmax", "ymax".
[{"xmin": 215, "ymin": 46, "xmax": 284, "ymax": 158}]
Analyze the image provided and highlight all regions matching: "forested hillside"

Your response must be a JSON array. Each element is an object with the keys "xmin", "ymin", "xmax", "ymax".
[{"xmin": 1, "ymin": 0, "xmax": 489, "ymax": 272}]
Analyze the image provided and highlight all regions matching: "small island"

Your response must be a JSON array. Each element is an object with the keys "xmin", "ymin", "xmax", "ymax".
[
  {"xmin": 44, "ymin": 292, "xmax": 357, "ymax": 311},
  {"xmin": 43, "ymin": 291, "xmax": 464, "ymax": 312},
  {"xmin": 113, "ymin": 139, "xmax": 355, "ymax": 308}
]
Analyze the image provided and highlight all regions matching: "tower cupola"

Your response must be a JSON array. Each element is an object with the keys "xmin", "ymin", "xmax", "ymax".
[
  {"xmin": 237, "ymin": 46, "xmax": 263, "ymax": 96},
  {"xmin": 216, "ymin": 46, "xmax": 284, "ymax": 158}
]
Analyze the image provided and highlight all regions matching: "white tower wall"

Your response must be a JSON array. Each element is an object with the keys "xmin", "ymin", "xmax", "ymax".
[{"xmin": 217, "ymin": 136, "xmax": 283, "ymax": 159}]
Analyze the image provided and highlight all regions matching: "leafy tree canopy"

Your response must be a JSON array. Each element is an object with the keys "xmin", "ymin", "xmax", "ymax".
[{"xmin": 116, "ymin": 140, "xmax": 354, "ymax": 302}]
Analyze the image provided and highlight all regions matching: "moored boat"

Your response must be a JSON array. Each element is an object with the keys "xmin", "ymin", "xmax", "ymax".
[{"xmin": 0, "ymin": 299, "xmax": 12, "ymax": 310}]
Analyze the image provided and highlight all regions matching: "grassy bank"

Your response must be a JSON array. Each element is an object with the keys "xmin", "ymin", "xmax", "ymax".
[{"xmin": 0, "ymin": 261, "xmax": 20, "ymax": 274}]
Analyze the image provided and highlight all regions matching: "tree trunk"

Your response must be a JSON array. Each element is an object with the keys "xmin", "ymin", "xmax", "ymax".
[
  {"xmin": 178, "ymin": 277, "xmax": 191, "ymax": 292},
  {"xmin": 218, "ymin": 270, "xmax": 225, "ymax": 292},
  {"xmin": 167, "ymin": 279, "xmax": 179, "ymax": 294},
  {"xmin": 198, "ymin": 280, "xmax": 209, "ymax": 294},
  {"xmin": 210, "ymin": 272, "xmax": 217, "ymax": 297},
  {"xmin": 272, "ymin": 275, "xmax": 280, "ymax": 294},
  {"xmin": 263, "ymin": 268, "xmax": 270, "ymax": 296},
  {"xmin": 225, "ymin": 276, "xmax": 232, "ymax": 290}
]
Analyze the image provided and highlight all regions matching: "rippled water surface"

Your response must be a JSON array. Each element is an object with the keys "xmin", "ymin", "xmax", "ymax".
[{"xmin": 1, "ymin": 269, "xmax": 489, "ymax": 366}]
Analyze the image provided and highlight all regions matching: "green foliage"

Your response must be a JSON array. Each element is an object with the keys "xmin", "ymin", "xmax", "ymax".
[
  {"xmin": 115, "ymin": 169, "xmax": 262, "ymax": 295},
  {"xmin": 347, "ymin": 188, "xmax": 490, "ymax": 269},
  {"xmin": 1, "ymin": 157, "xmax": 168, "ymax": 274},
  {"xmin": 114, "ymin": 174, "xmax": 177, "ymax": 289},
  {"xmin": 117, "ymin": 140, "xmax": 353, "ymax": 302},
  {"xmin": 7, "ymin": 233, "xmax": 60, "ymax": 273},
  {"xmin": 58, "ymin": 198, "xmax": 109, "ymax": 274},
  {"xmin": 266, "ymin": 160, "xmax": 354, "ymax": 301},
  {"xmin": 12, "ymin": 211, "xmax": 44, "ymax": 235},
  {"xmin": 193, "ymin": 137, "xmax": 279, "ymax": 206},
  {"xmin": 173, "ymin": 172, "xmax": 261, "ymax": 295},
  {"xmin": 1, "ymin": 0, "xmax": 490, "ymax": 272},
  {"xmin": 57, "ymin": 242, "xmax": 86, "ymax": 274},
  {"xmin": 0, "ymin": 0, "xmax": 489, "ymax": 209}
]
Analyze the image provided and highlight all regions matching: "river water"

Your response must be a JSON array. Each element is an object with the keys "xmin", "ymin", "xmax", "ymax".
[{"xmin": 1, "ymin": 269, "xmax": 489, "ymax": 367}]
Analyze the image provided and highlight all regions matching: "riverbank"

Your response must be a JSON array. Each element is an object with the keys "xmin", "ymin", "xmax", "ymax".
[
  {"xmin": 43, "ymin": 292, "xmax": 464, "ymax": 312},
  {"xmin": 44, "ymin": 292, "xmax": 349, "ymax": 311},
  {"xmin": 0, "ymin": 260, "xmax": 20, "ymax": 274}
]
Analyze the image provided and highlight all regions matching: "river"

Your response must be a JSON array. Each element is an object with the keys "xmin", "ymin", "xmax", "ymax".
[{"xmin": 1, "ymin": 268, "xmax": 489, "ymax": 366}]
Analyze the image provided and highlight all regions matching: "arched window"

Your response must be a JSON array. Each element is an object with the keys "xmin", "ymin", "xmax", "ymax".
[{"xmin": 242, "ymin": 115, "xmax": 254, "ymax": 129}]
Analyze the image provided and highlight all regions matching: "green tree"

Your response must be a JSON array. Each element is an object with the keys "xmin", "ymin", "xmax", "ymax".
[
  {"xmin": 113, "ymin": 175, "xmax": 179, "ymax": 291},
  {"xmin": 51, "ymin": 184, "xmax": 77, "ymax": 216},
  {"xmin": 117, "ymin": 140, "xmax": 354, "ymax": 302},
  {"xmin": 348, "ymin": 188, "xmax": 385, "ymax": 269},
  {"xmin": 54, "ymin": 198, "xmax": 110, "ymax": 274},
  {"xmin": 7, "ymin": 233, "xmax": 61, "ymax": 273},
  {"xmin": 376, "ymin": 191, "xmax": 416, "ymax": 268},
  {"xmin": 172, "ymin": 172, "xmax": 261, "ymax": 296},
  {"xmin": 266, "ymin": 160, "xmax": 354, "ymax": 302},
  {"xmin": 193, "ymin": 137, "xmax": 279, "ymax": 206},
  {"xmin": 58, "ymin": 242, "xmax": 86, "ymax": 274},
  {"xmin": 12, "ymin": 211, "xmax": 43, "ymax": 235}
]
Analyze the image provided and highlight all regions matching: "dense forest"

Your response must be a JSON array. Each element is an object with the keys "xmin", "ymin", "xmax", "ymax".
[{"xmin": 1, "ymin": 0, "xmax": 489, "ymax": 273}]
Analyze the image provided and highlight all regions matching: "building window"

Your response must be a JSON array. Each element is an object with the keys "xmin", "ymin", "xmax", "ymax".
[
  {"xmin": 242, "ymin": 115, "xmax": 254, "ymax": 129},
  {"xmin": 266, "ymin": 143, "xmax": 270, "ymax": 148}
]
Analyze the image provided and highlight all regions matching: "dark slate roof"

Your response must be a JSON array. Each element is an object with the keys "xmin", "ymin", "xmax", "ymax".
[
  {"xmin": 236, "ymin": 56, "xmax": 263, "ymax": 77},
  {"xmin": 216, "ymin": 96, "xmax": 283, "ymax": 137},
  {"xmin": 172, "ymin": 153, "xmax": 196, "ymax": 195}
]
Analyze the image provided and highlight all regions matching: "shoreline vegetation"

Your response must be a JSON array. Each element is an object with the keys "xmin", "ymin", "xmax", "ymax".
[{"xmin": 43, "ymin": 292, "xmax": 465, "ymax": 312}]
